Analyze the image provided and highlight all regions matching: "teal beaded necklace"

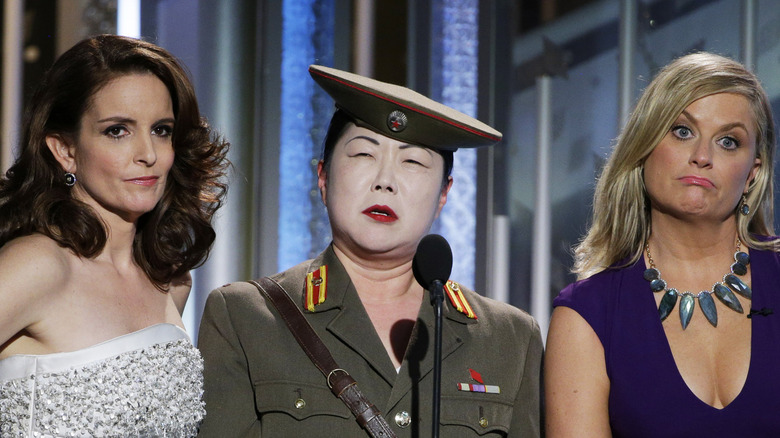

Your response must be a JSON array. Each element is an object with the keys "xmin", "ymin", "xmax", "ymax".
[{"xmin": 644, "ymin": 241, "xmax": 752, "ymax": 330}]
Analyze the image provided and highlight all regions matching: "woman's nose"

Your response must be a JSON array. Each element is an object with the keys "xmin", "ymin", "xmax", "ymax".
[
  {"xmin": 689, "ymin": 139, "xmax": 713, "ymax": 168},
  {"xmin": 134, "ymin": 135, "xmax": 158, "ymax": 166},
  {"xmin": 371, "ymin": 160, "xmax": 397, "ymax": 193}
]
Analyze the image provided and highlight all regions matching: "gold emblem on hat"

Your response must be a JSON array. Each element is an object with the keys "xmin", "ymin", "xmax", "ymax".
[{"xmin": 387, "ymin": 110, "xmax": 408, "ymax": 132}]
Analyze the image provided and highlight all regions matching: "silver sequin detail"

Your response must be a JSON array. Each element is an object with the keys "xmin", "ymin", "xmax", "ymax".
[{"xmin": 0, "ymin": 338, "xmax": 205, "ymax": 437}]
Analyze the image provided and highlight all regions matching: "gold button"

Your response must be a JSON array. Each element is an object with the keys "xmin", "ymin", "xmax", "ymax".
[
  {"xmin": 479, "ymin": 417, "xmax": 488, "ymax": 428},
  {"xmin": 394, "ymin": 411, "xmax": 411, "ymax": 428},
  {"xmin": 294, "ymin": 398, "xmax": 306, "ymax": 409}
]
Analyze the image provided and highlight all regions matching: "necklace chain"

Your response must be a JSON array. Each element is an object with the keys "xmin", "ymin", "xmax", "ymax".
[
  {"xmin": 645, "ymin": 239, "xmax": 741, "ymax": 273},
  {"xmin": 643, "ymin": 239, "xmax": 752, "ymax": 330}
]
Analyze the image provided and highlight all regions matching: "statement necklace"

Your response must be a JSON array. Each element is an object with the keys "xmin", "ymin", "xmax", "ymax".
[{"xmin": 643, "ymin": 241, "xmax": 752, "ymax": 329}]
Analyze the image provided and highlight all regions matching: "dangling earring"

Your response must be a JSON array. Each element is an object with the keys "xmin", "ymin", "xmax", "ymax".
[
  {"xmin": 740, "ymin": 194, "xmax": 750, "ymax": 216},
  {"xmin": 64, "ymin": 172, "xmax": 76, "ymax": 187}
]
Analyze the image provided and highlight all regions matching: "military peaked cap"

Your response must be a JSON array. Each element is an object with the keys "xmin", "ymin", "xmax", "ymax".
[{"xmin": 309, "ymin": 64, "xmax": 502, "ymax": 151}]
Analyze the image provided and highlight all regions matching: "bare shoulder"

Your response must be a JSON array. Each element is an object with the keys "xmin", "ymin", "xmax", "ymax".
[
  {"xmin": 0, "ymin": 234, "xmax": 74, "ymax": 345},
  {"xmin": 0, "ymin": 234, "xmax": 72, "ymax": 292},
  {"xmin": 546, "ymin": 306, "xmax": 604, "ymax": 358},
  {"xmin": 545, "ymin": 306, "xmax": 611, "ymax": 437},
  {"xmin": 169, "ymin": 271, "xmax": 193, "ymax": 314}
]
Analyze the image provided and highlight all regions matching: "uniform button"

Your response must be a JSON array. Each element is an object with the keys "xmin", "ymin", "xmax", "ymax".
[
  {"xmin": 479, "ymin": 417, "xmax": 488, "ymax": 428},
  {"xmin": 394, "ymin": 411, "xmax": 411, "ymax": 428},
  {"xmin": 294, "ymin": 398, "xmax": 306, "ymax": 409}
]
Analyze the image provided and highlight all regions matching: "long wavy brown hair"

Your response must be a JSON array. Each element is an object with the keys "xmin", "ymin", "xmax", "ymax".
[{"xmin": 0, "ymin": 35, "xmax": 229, "ymax": 290}]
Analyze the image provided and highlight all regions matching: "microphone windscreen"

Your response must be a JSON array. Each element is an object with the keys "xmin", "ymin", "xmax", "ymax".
[{"xmin": 413, "ymin": 234, "xmax": 453, "ymax": 289}]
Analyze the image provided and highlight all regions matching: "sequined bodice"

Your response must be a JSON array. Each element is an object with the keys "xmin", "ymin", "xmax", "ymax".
[{"xmin": 0, "ymin": 323, "xmax": 205, "ymax": 437}]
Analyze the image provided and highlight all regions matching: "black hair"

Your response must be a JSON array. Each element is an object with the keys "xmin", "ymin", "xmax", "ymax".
[{"xmin": 321, "ymin": 109, "xmax": 454, "ymax": 185}]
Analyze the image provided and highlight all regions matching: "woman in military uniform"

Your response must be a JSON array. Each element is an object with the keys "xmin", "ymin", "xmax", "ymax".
[{"xmin": 197, "ymin": 65, "xmax": 543, "ymax": 437}]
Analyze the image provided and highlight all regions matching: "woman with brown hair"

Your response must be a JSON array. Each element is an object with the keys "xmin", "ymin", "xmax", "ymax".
[{"xmin": 0, "ymin": 34, "xmax": 229, "ymax": 435}]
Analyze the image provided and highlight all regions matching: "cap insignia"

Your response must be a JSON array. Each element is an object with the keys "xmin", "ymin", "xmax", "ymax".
[
  {"xmin": 445, "ymin": 281, "xmax": 477, "ymax": 319},
  {"xmin": 387, "ymin": 110, "xmax": 408, "ymax": 132},
  {"xmin": 305, "ymin": 266, "xmax": 328, "ymax": 311}
]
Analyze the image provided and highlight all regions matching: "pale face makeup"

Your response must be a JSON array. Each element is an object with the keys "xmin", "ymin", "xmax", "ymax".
[{"xmin": 318, "ymin": 123, "xmax": 452, "ymax": 261}]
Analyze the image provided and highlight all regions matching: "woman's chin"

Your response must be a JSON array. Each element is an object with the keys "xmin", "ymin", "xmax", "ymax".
[{"xmin": 339, "ymin": 238, "xmax": 414, "ymax": 260}]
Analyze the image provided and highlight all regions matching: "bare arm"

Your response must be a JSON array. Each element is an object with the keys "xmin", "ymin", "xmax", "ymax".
[
  {"xmin": 169, "ymin": 271, "xmax": 193, "ymax": 314},
  {"xmin": 545, "ymin": 306, "xmax": 611, "ymax": 438},
  {"xmin": 0, "ymin": 235, "xmax": 68, "ymax": 356}
]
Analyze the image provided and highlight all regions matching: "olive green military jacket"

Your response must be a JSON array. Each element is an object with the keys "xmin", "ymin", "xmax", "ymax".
[{"xmin": 197, "ymin": 246, "xmax": 543, "ymax": 437}]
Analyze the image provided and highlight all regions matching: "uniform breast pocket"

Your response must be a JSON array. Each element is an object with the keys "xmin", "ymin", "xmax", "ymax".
[
  {"xmin": 439, "ymin": 395, "xmax": 513, "ymax": 436},
  {"xmin": 253, "ymin": 380, "xmax": 351, "ymax": 421}
]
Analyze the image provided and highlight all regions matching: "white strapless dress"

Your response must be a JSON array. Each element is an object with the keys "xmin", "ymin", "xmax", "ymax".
[{"xmin": 0, "ymin": 323, "xmax": 205, "ymax": 437}]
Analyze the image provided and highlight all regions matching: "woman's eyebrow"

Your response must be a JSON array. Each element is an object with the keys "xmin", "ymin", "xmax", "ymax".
[
  {"xmin": 399, "ymin": 144, "xmax": 433, "ymax": 155},
  {"xmin": 345, "ymin": 135, "xmax": 380, "ymax": 145}
]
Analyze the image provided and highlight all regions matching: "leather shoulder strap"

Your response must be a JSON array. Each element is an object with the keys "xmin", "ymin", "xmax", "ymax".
[
  {"xmin": 248, "ymin": 278, "xmax": 397, "ymax": 438},
  {"xmin": 249, "ymin": 277, "xmax": 337, "ymax": 375}
]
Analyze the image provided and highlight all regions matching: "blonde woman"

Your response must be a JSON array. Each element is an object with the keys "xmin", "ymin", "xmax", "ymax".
[{"xmin": 546, "ymin": 53, "xmax": 780, "ymax": 437}]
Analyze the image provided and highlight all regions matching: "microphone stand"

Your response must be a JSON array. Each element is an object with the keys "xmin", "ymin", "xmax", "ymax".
[{"xmin": 430, "ymin": 279, "xmax": 444, "ymax": 438}]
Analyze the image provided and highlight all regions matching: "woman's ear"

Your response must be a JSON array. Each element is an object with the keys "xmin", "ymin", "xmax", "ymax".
[
  {"xmin": 45, "ymin": 134, "xmax": 76, "ymax": 173},
  {"xmin": 745, "ymin": 156, "xmax": 761, "ymax": 193},
  {"xmin": 317, "ymin": 160, "xmax": 327, "ymax": 206},
  {"xmin": 435, "ymin": 176, "xmax": 454, "ymax": 218}
]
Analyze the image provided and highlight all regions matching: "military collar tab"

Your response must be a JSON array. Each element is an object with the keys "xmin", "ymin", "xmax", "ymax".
[
  {"xmin": 304, "ymin": 266, "xmax": 477, "ymax": 320},
  {"xmin": 445, "ymin": 281, "xmax": 477, "ymax": 320},
  {"xmin": 304, "ymin": 265, "xmax": 328, "ymax": 311}
]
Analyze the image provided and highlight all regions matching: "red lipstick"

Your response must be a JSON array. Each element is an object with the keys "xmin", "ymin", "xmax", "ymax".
[{"xmin": 362, "ymin": 205, "xmax": 398, "ymax": 223}]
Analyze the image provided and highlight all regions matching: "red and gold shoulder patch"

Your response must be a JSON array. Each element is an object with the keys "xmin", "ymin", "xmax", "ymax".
[
  {"xmin": 305, "ymin": 266, "xmax": 328, "ymax": 311},
  {"xmin": 444, "ymin": 281, "xmax": 477, "ymax": 319}
]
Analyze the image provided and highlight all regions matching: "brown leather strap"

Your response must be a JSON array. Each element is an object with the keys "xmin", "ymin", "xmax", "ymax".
[{"xmin": 248, "ymin": 278, "xmax": 397, "ymax": 438}]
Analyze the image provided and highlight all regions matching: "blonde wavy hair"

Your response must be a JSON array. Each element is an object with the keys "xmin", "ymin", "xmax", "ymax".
[{"xmin": 573, "ymin": 52, "xmax": 777, "ymax": 280}]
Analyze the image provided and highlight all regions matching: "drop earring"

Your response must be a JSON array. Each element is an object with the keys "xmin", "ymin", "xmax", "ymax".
[{"xmin": 740, "ymin": 194, "xmax": 750, "ymax": 216}]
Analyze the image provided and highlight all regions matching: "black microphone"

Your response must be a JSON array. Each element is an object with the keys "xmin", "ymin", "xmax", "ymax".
[
  {"xmin": 413, "ymin": 234, "xmax": 453, "ymax": 302},
  {"xmin": 412, "ymin": 234, "xmax": 452, "ymax": 438},
  {"xmin": 748, "ymin": 307, "xmax": 773, "ymax": 318}
]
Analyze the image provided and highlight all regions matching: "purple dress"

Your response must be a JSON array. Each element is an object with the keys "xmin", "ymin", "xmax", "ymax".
[{"xmin": 554, "ymin": 248, "xmax": 780, "ymax": 437}]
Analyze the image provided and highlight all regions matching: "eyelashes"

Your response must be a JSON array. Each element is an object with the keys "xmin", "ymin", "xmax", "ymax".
[
  {"xmin": 101, "ymin": 123, "xmax": 174, "ymax": 140},
  {"xmin": 670, "ymin": 124, "xmax": 741, "ymax": 150},
  {"xmin": 102, "ymin": 125, "xmax": 129, "ymax": 139},
  {"xmin": 152, "ymin": 124, "xmax": 174, "ymax": 137}
]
